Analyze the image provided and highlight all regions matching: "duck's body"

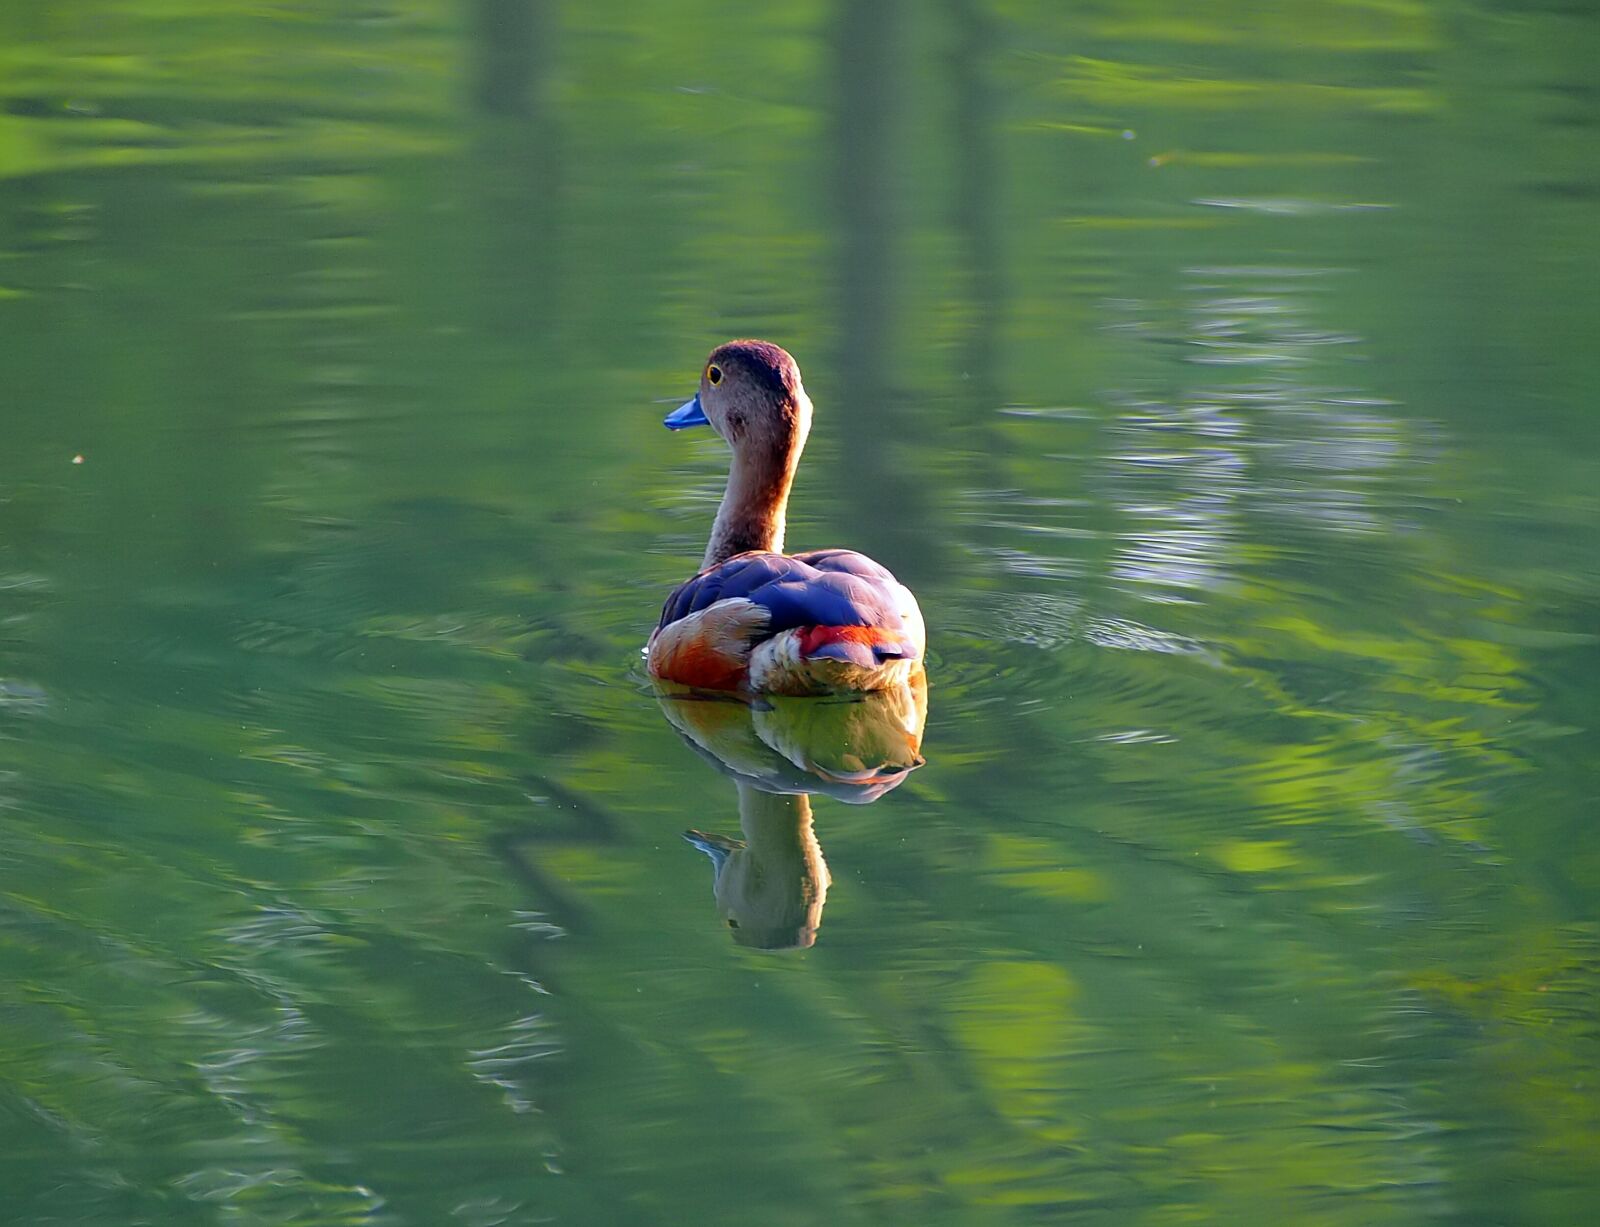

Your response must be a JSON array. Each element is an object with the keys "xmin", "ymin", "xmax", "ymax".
[
  {"xmin": 646, "ymin": 341, "xmax": 925, "ymax": 695},
  {"xmin": 651, "ymin": 547, "xmax": 924, "ymax": 694}
]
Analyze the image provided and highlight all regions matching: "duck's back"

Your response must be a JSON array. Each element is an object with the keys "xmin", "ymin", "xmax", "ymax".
[{"xmin": 648, "ymin": 550, "xmax": 924, "ymax": 694}]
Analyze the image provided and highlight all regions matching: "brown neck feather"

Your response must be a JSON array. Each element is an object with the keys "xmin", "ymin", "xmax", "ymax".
[{"xmin": 703, "ymin": 433, "xmax": 802, "ymax": 568}]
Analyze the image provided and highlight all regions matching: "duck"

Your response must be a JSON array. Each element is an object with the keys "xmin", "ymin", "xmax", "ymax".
[{"xmin": 647, "ymin": 340, "xmax": 925, "ymax": 695}]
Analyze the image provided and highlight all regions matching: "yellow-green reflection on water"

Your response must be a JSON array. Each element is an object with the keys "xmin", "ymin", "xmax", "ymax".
[{"xmin": 1, "ymin": 2, "xmax": 1596, "ymax": 1225}]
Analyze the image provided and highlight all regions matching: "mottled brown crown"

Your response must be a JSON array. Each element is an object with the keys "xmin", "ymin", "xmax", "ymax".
[{"xmin": 709, "ymin": 339, "xmax": 802, "ymax": 400}]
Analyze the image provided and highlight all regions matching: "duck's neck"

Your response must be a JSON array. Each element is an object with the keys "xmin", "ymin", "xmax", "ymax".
[{"xmin": 703, "ymin": 422, "xmax": 807, "ymax": 568}]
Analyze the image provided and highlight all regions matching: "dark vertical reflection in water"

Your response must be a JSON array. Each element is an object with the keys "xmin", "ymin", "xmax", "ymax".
[
  {"xmin": 832, "ymin": 0, "xmax": 896, "ymax": 365},
  {"xmin": 831, "ymin": 0, "xmax": 928, "ymax": 574},
  {"xmin": 472, "ymin": 0, "xmax": 551, "ymax": 119},
  {"xmin": 946, "ymin": 0, "xmax": 1003, "ymax": 417},
  {"xmin": 470, "ymin": 0, "xmax": 562, "ymax": 343}
]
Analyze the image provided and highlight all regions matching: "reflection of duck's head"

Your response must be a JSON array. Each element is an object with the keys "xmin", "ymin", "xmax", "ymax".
[
  {"xmin": 656, "ymin": 676, "xmax": 927, "ymax": 949},
  {"xmin": 686, "ymin": 787, "xmax": 827, "ymax": 950}
]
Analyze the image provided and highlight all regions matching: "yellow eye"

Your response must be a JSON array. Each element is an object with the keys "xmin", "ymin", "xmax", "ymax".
[{"xmin": 707, "ymin": 364, "xmax": 723, "ymax": 386}]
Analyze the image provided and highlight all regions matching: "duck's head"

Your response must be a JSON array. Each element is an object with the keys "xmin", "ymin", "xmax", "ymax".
[{"xmin": 665, "ymin": 340, "xmax": 812, "ymax": 458}]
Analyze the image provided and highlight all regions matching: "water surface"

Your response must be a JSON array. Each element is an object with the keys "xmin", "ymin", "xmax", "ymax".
[{"xmin": 2, "ymin": 3, "xmax": 1597, "ymax": 1225}]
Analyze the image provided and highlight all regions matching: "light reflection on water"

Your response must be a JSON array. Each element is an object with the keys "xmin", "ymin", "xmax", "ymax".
[{"xmin": 1, "ymin": 2, "xmax": 1597, "ymax": 1225}]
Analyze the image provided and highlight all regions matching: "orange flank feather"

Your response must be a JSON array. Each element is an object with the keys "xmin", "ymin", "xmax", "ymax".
[
  {"xmin": 650, "ymin": 636, "xmax": 747, "ymax": 689},
  {"xmin": 647, "ymin": 597, "xmax": 770, "ymax": 690}
]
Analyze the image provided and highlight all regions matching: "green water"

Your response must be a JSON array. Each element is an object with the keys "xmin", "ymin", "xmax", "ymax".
[{"xmin": 2, "ymin": 3, "xmax": 1597, "ymax": 1224}]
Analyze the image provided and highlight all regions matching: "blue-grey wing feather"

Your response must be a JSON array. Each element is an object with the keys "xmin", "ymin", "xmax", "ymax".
[{"xmin": 658, "ymin": 550, "xmax": 909, "ymax": 636}]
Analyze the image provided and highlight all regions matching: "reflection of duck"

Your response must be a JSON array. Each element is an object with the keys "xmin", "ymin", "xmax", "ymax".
[
  {"xmin": 647, "ymin": 340, "xmax": 926, "ymax": 695},
  {"xmin": 657, "ymin": 678, "xmax": 927, "ymax": 949}
]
